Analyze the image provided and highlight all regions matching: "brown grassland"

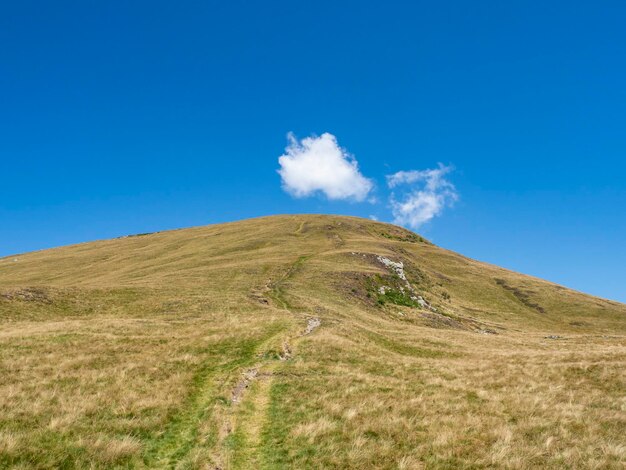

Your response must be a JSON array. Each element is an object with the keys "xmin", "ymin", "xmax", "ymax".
[{"xmin": 0, "ymin": 214, "xmax": 624, "ymax": 469}]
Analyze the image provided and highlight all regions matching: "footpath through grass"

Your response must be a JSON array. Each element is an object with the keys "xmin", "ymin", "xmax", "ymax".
[{"xmin": 143, "ymin": 320, "xmax": 289, "ymax": 468}]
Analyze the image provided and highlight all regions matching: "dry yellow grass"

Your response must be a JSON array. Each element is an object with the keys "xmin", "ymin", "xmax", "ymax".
[{"xmin": 0, "ymin": 214, "xmax": 624, "ymax": 468}]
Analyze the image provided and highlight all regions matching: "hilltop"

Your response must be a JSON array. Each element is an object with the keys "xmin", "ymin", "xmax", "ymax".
[{"xmin": 0, "ymin": 215, "xmax": 624, "ymax": 469}]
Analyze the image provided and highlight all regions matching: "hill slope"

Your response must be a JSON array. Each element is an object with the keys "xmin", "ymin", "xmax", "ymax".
[{"xmin": 0, "ymin": 215, "xmax": 624, "ymax": 469}]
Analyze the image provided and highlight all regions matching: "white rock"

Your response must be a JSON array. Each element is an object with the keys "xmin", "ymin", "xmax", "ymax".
[{"xmin": 377, "ymin": 256, "xmax": 407, "ymax": 281}]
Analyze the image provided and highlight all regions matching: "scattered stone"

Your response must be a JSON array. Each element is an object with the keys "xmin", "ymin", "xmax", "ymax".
[
  {"xmin": 249, "ymin": 293, "xmax": 269, "ymax": 305},
  {"xmin": 478, "ymin": 329, "xmax": 498, "ymax": 335},
  {"xmin": 377, "ymin": 256, "xmax": 407, "ymax": 281},
  {"xmin": 544, "ymin": 335, "xmax": 563, "ymax": 340},
  {"xmin": 1, "ymin": 287, "xmax": 51, "ymax": 303},
  {"xmin": 375, "ymin": 255, "xmax": 438, "ymax": 312},
  {"xmin": 420, "ymin": 311, "xmax": 467, "ymax": 330},
  {"xmin": 303, "ymin": 317, "xmax": 321, "ymax": 335},
  {"xmin": 279, "ymin": 342, "xmax": 292, "ymax": 361}
]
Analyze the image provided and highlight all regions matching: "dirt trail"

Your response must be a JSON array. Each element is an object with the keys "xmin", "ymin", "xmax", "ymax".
[
  {"xmin": 213, "ymin": 254, "xmax": 322, "ymax": 468},
  {"xmin": 295, "ymin": 220, "xmax": 307, "ymax": 235},
  {"xmin": 228, "ymin": 316, "xmax": 321, "ymax": 408},
  {"xmin": 214, "ymin": 229, "xmax": 345, "ymax": 466},
  {"xmin": 231, "ymin": 368, "xmax": 259, "ymax": 404}
]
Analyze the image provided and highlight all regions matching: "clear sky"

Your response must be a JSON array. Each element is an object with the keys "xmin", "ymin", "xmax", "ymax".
[{"xmin": 1, "ymin": 1, "xmax": 625, "ymax": 302}]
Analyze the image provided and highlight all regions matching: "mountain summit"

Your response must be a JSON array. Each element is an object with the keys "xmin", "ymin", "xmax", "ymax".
[{"xmin": 1, "ymin": 215, "xmax": 624, "ymax": 469}]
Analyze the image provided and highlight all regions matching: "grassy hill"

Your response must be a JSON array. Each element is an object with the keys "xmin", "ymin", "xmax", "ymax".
[{"xmin": 0, "ymin": 214, "xmax": 624, "ymax": 469}]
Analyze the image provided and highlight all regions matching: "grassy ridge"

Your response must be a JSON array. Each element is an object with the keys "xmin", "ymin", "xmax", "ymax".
[{"xmin": 0, "ymin": 215, "xmax": 624, "ymax": 468}]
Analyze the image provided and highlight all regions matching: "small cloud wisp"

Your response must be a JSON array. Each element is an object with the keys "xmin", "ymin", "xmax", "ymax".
[{"xmin": 386, "ymin": 164, "xmax": 458, "ymax": 229}]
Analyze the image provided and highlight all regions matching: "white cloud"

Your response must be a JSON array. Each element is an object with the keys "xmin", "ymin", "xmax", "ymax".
[
  {"xmin": 386, "ymin": 164, "xmax": 458, "ymax": 229},
  {"xmin": 278, "ymin": 133, "xmax": 373, "ymax": 201}
]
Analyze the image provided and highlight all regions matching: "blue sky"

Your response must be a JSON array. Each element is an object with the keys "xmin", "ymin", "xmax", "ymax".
[{"xmin": 1, "ymin": 1, "xmax": 625, "ymax": 302}]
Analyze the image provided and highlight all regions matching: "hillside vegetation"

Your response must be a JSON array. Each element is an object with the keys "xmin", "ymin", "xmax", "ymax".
[{"xmin": 0, "ymin": 215, "xmax": 624, "ymax": 469}]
